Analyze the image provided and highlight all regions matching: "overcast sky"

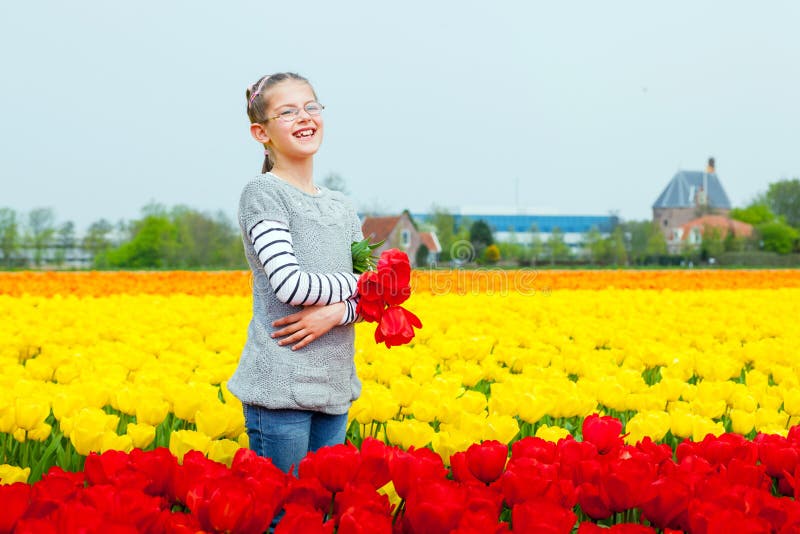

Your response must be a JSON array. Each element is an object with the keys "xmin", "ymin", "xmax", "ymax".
[{"xmin": 1, "ymin": 1, "xmax": 798, "ymax": 232}]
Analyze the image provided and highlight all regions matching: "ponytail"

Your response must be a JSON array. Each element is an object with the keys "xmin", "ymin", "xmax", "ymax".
[{"xmin": 262, "ymin": 148, "xmax": 273, "ymax": 173}]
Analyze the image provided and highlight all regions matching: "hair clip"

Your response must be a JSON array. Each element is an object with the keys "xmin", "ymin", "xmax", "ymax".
[{"xmin": 248, "ymin": 75, "xmax": 270, "ymax": 107}]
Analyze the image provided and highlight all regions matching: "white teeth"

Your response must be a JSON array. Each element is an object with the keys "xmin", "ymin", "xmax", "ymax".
[{"xmin": 295, "ymin": 130, "xmax": 314, "ymax": 138}]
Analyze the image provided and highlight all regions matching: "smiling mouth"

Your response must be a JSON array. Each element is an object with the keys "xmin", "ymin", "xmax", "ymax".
[{"xmin": 293, "ymin": 128, "xmax": 316, "ymax": 139}]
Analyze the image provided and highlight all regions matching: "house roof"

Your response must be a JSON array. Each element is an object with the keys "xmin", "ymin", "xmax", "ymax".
[
  {"xmin": 419, "ymin": 232, "xmax": 442, "ymax": 253},
  {"xmin": 679, "ymin": 215, "xmax": 753, "ymax": 240},
  {"xmin": 652, "ymin": 171, "xmax": 732, "ymax": 210},
  {"xmin": 361, "ymin": 215, "xmax": 402, "ymax": 242}
]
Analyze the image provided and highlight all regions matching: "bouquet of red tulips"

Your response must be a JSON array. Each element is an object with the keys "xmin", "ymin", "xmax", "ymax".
[{"xmin": 351, "ymin": 240, "xmax": 422, "ymax": 348}]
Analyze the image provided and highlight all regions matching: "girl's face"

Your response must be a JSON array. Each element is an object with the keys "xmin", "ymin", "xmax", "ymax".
[{"xmin": 257, "ymin": 80, "xmax": 324, "ymax": 163}]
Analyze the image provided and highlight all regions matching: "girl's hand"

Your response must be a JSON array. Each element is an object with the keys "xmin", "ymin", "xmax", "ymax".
[{"xmin": 271, "ymin": 302, "xmax": 345, "ymax": 351}]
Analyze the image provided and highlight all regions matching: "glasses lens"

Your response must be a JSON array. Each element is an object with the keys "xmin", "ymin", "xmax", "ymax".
[
  {"xmin": 279, "ymin": 109, "xmax": 299, "ymax": 122},
  {"xmin": 305, "ymin": 102, "xmax": 323, "ymax": 116}
]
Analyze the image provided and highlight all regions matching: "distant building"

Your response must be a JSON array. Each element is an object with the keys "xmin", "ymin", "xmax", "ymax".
[
  {"xmin": 361, "ymin": 211, "xmax": 440, "ymax": 267},
  {"xmin": 412, "ymin": 210, "xmax": 619, "ymax": 255},
  {"xmin": 678, "ymin": 214, "xmax": 754, "ymax": 248},
  {"xmin": 653, "ymin": 158, "xmax": 733, "ymax": 252}
]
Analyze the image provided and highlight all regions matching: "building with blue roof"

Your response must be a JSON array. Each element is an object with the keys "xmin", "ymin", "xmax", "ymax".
[{"xmin": 652, "ymin": 158, "xmax": 733, "ymax": 252}]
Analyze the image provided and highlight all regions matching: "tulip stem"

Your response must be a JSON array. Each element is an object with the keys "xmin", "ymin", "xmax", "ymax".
[
  {"xmin": 329, "ymin": 491, "xmax": 337, "ymax": 520},
  {"xmin": 392, "ymin": 499, "xmax": 406, "ymax": 525}
]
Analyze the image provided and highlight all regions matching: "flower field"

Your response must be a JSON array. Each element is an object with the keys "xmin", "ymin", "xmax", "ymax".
[{"xmin": 2, "ymin": 269, "xmax": 800, "ymax": 532}]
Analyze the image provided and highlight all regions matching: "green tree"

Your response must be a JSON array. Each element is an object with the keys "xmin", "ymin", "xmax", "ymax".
[
  {"xmin": 0, "ymin": 208, "xmax": 20, "ymax": 268},
  {"xmin": 730, "ymin": 202, "xmax": 775, "ymax": 226},
  {"xmin": 469, "ymin": 219, "xmax": 494, "ymax": 258},
  {"xmin": 54, "ymin": 221, "xmax": 76, "ymax": 266},
  {"xmin": 106, "ymin": 210, "xmax": 177, "ymax": 268},
  {"xmin": 700, "ymin": 225, "xmax": 725, "ymax": 261},
  {"xmin": 82, "ymin": 219, "xmax": 114, "ymax": 256},
  {"xmin": 584, "ymin": 226, "xmax": 606, "ymax": 265},
  {"xmin": 546, "ymin": 227, "xmax": 570, "ymax": 265},
  {"xmin": 605, "ymin": 226, "xmax": 628, "ymax": 266},
  {"xmin": 528, "ymin": 224, "xmax": 543, "ymax": 266},
  {"xmin": 765, "ymin": 178, "xmax": 800, "ymax": 228},
  {"xmin": 429, "ymin": 205, "xmax": 456, "ymax": 262},
  {"xmin": 26, "ymin": 207, "xmax": 56, "ymax": 267},
  {"xmin": 757, "ymin": 221, "xmax": 799, "ymax": 254},
  {"xmin": 415, "ymin": 243, "xmax": 430, "ymax": 267}
]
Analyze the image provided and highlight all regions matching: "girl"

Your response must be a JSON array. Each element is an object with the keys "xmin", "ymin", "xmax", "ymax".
[{"xmin": 227, "ymin": 72, "xmax": 363, "ymax": 474}]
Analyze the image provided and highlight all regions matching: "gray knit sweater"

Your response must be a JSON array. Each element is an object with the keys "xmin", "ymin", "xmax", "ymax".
[{"xmin": 228, "ymin": 173, "xmax": 364, "ymax": 414}]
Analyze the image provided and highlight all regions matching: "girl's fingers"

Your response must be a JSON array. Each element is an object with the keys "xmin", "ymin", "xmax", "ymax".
[
  {"xmin": 272, "ymin": 321, "xmax": 304, "ymax": 338},
  {"xmin": 273, "ymin": 312, "xmax": 303, "ymax": 327},
  {"xmin": 277, "ymin": 329, "xmax": 309, "ymax": 346},
  {"xmin": 291, "ymin": 334, "xmax": 315, "ymax": 351}
]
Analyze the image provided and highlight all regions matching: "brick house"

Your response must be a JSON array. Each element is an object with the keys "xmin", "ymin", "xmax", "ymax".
[
  {"xmin": 678, "ymin": 215, "xmax": 754, "ymax": 248},
  {"xmin": 361, "ymin": 211, "xmax": 440, "ymax": 267},
  {"xmin": 652, "ymin": 158, "xmax": 733, "ymax": 253}
]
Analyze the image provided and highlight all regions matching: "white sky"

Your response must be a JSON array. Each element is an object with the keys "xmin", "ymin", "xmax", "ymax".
[{"xmin": 1, "ymin": 1, "xmax": 798, "ymax": 232}]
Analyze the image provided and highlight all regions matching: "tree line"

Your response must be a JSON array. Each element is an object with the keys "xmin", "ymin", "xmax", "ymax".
[{"xmin": 0, "ymin": 204, "xmax": 246, "ymax": 270}]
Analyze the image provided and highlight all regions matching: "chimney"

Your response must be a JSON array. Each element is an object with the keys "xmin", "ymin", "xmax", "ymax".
[{"xmin": 706, "ymin": 157, "xmax": 715, "ymax": 174}]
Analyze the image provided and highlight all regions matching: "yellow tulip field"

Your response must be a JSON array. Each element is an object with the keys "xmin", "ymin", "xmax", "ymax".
[{"xmin": 2, "ymin": 270, "xmax": 800, "ymax": 485}]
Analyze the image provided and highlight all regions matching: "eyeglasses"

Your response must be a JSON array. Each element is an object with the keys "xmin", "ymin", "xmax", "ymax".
[{"xmin": 264, "ymin": 102, "xmax": 325, "ymax": 123}]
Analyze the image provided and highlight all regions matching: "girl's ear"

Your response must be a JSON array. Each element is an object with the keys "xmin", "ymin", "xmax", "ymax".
[{"xmin": 250, "ymin": 123, "xmax": 270, "ymax": 144}]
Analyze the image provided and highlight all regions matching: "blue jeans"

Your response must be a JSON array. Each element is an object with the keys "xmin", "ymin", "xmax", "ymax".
[{"xmin": 243, "ymin": 404, "xmax": 349, "ymax": 474}]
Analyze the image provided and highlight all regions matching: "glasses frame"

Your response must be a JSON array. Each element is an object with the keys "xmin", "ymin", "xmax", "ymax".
[{"xmin": 263, "ymin": 101, "xmax": 325, "ymax": 123}]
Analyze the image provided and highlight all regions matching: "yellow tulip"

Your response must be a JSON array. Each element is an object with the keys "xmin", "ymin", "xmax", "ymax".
[
  {"xmin": 782, "ymin": 389, "xmax": 800, "ymax": 416},
  {"xmin": 195, "ymin": 403, "xmax": 229, "ymax": 440},
  {"xmin": 729, "ymin": 409, "xmax": 755, "ymax": 435},
  {"xmin": 486, "ymin": 414, "xmax": 521, "ymax": 444},
  {"xmin": 135, "ymin": 399, "xmax": 169, "ymax": 426},
  {"xmin": 237, "ymin": 432, "xmax": 249, "ymax": 448},
  {"xmin": 624, "ymin": 411, "xmax": 670, "ymax": 444},
  {"xmin": 169, "ymin": 430, "xmax": 212, "ymax": 462},
  {"xmin": 691, "ymin": 417, "xmax": 725, "ymax": 442},
  {"xmin": 669, "ymin": 411, "xmax": 695, "ymax": 439},
  {"xmin": 535, "ymin": 424, "xmax": 571, "ymax": 443},
  {"xmin": 385, "ymin": 419, "xmax": 435, "ymax": 450},
  {"xmin": 100, "ymin": 432, "xmax": 133, "ymax": 453},
  {"xmin": 14, "ymin": 398, "xmax": 50, "ymax": 431},
  {"xmin": 207, "ymin": 439, "xmax": 242, "ymax": 467},
  {"xmin": 126, "ymin": 423, "xmax": 156, "ymax": 448},
  {"xmin": 27, "ymin": 423, "xmax": 52, "ymax": 442},
  {"xmin": 0, "ymin": 464, "xmax": 30, "ymax": 485}
]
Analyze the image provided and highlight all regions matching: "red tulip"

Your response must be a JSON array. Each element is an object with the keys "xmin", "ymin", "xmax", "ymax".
[
  {"xmin": 405, "ymin": 478, "xmax": 467, "ymax": 534},
  {"xmin": 501, "ymin": 457, "xmax": 560, "ymax": 506},
  {"xmin": 576, "ymin": 482, "xmax": 612, "ymax": 520},
  {"xmin": 374, "ymin": 305, "xmax": 422, "ymax": 348},
  {"xmin": 376, "ymin": 249, "xmax": 412, "ymax": 305},
  {"xmin": 582, "ymin": 414, "xmax": 623, "ymax": 454},
  {"xmin": 640, "ymin": 476, "xmax": 691, "ymax": 531},
  {"xmin": 356, "ymin": 270, "xmax": 385, "ymax": 322},
  {"xmin": 284, "ymin": 477, "xmax": 332, "ymax": 511},
  {"xmin": 171, "ymin": 450, "xmax": 229, "ymax": 505},
  {"xmin": 353, "ymin": 437, "xmax": 393, "ymax": 490},
  {"xmin": 512, "ymin": 500, "xmax": 576, "ymax": 533},
  {"xmin": 511, "ymin": 436, "xmax": 557, "ymax": 464},
  {"xmin": 390, "ymin": 446, "xmax": 448, "ymax": 500},
  {"xmin": 465, "ymin": 440, "xmax": 508, "ymax": 485},
  {"xmin": 0, "ymin": 482, "xmax": 30, "ymax": 534},
  {"xmin": 337, "ymin": 506, "xmax": 393, "ymax": 534},
  {"xmin": 451, "ymin": 451, "xmax": 483, "ymax": 485},
  {"xmin": 128, "ymin": 447, "xmax": 178, "ymax": 498},
  {"xmin": 578, "ymin": 523, "xmax": 657, "ymax": 533},
  {"xmin": 274, "ymin": 503, "xmax": 334, "ymax": 534},
  {"xmin": 299, "ymin": 443, "xmax": 361, "ymax": 494}
]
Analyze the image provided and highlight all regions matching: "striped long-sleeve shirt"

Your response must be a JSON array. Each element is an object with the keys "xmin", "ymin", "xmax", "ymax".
[{"xmin": 250, "ymin": 219, "xmax": 360, "ymax": 324}]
